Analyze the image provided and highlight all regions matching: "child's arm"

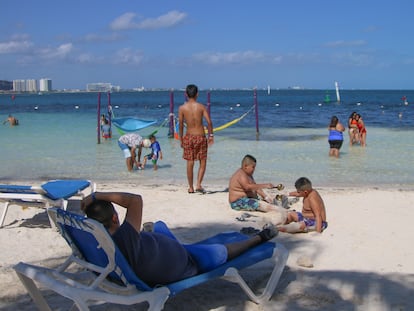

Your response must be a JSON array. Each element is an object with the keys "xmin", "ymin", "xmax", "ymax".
[{"xmin": 289, "ymin": 190, "xmax": 301, "ymax": 197}]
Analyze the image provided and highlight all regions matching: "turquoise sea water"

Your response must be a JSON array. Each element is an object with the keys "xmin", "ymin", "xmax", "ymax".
[{"xmin": 0, "ymin": 90, "xmax": 413, "ymax": 188}]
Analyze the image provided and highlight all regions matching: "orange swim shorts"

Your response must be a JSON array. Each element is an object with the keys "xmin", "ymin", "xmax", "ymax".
[{"xmin": 182, "ymin": 134, "xmax": 208, "ymax": 161}]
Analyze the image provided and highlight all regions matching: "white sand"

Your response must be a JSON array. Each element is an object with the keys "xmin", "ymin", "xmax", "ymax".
[{"xmin": 1, "ymin": 182, "xmax": 413, "ymax": 310}]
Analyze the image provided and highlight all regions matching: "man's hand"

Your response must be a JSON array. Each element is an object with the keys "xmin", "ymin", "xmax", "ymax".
[{"xmin": 264, "ymin": 195, "xmax": 274, "ymax": 204}]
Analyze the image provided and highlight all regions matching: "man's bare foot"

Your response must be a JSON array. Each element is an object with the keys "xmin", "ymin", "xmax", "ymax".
[{"xmin": 258, "ymin": 223, "xmax": 278, "ymax": 241}]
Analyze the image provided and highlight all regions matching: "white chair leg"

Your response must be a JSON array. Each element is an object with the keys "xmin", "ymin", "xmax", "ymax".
[
  {"xmin": 0, "ymin": 202, "xmax": 10, "ymax": 228},
  {"xmin": 15, "ymin": 270, "xmax": 53, "ymax": 311}
]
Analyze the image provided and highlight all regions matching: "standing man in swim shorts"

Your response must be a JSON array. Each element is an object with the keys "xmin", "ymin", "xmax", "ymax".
[{"xmin": 178, "ymin": 84, "xmax": 214, "ymax": 194}]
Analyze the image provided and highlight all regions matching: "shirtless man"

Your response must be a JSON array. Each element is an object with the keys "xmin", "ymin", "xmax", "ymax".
[
  {"xmin": 279, "ymin": 177, "xmax": 327, "ymax": 233},
  {"xmin": 178, "ymin": 84, "xmax": 214, "ymax": 193},
  {"xmin": 3, "ymin": 114, "xmax": 18, "ymax": 126},
  {"xmin": 228, "ymin": 155, "xmax": 287, "ymax": 224}
]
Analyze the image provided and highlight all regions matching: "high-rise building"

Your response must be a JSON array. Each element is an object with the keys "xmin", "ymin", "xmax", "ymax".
[
  {"xmin": 26, "ymin": 79, "xmax": 38, "ymax": 92},
  {"xmin": 39, "ymin": 78, "xmax": 52, "ymax": 92},
  {"xmin": 13, "ymin": 80, "xmax": 26, "ymax": 92},
  {"xmin": 11, "ymin": 78, "xmax": 52, "ymax": 92}
]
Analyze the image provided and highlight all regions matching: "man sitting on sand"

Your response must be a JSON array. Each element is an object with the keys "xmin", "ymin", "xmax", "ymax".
[
  {"xmin": 278, "ymin": 177, "xmax": 327, "ymax": 234},
  {"xmin": 229, "ymin": 154, "xmax": 287, "ymax": 224},
  {"xmin": 82, "ymin": 191, "xmax": 278, "ymax": 286}
]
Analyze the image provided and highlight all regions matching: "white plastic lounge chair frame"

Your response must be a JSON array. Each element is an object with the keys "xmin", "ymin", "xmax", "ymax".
[
  {"xmin": 14, "ymin": 207, "xmax": 289, "ymax": 311},
  {"xmin": 0, "ymin": 179, "xmax": 96, "ymax": 228}
]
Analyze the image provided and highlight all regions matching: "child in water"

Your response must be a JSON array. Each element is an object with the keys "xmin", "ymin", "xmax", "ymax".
[{"xmin": 142, "ymin": 135, "xmax": 162, "ymax": 170}]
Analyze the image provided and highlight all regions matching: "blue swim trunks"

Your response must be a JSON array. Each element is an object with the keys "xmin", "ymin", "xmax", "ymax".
[
  {"xmin": 230, "ymin": 197, "xmax": 260, "ymax": 211},
  {"xmin": 297, "ymin": 212, "xmax": 328, "ymax": 231}
]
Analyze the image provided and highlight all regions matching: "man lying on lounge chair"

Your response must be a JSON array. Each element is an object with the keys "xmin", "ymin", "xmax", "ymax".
[{"xmin": 82, "ymin": 192, "xmax": 278, "ymax": 287}]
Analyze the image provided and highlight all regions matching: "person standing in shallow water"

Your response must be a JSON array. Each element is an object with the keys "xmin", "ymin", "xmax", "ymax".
[
  {"xmin": 178, "ymin": 84, "xmax": 214, "ymax": 194},
  {"xmin": 328, "ymin": 115, "xmax": 345, "ymax": 158},
  {"xmin": 3, "ymin": 114, "xmax": 19, "ymax": 126},
  {"xmin": 355, "ymin": 114, "xmax": 367, "ymax": 147}
]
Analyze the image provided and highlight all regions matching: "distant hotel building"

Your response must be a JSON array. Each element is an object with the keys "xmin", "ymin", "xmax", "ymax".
[
  {"xmin": 39, "ymin": 78, "xmax": 52, "ymax": 92},
  {"xmin": 8, "ymin": 78, "xmax": 52, "ymax": 92},
  {"xmin": 87, "ymin": 83, "xmax": 112, "ymax": 92},
  {"xmin": 13, "ymin": 80, "xmax": 26, "ymax": 92}
]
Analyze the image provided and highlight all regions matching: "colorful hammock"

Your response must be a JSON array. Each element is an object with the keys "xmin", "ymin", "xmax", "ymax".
[{"xmin": 112, "ymin": 117, "xmax": 156, "ymax": 134}]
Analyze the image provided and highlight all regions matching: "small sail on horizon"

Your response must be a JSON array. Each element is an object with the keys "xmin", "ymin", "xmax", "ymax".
[
  {"xmin": 335, "ymin": 81, "xmax": 341, "ymax": 102},
  {"xmin": 267, "ymin": 85, "xmax": 271, "ymax": 95}
]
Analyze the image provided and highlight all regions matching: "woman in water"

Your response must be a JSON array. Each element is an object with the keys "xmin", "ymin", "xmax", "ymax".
[
  {"xmin": 328, "ymin": 115, "xmax": 345, "ymax": 158},
  {"xmin": 355, "ymin": 114, "xmax": 367, "ymax": 147}
]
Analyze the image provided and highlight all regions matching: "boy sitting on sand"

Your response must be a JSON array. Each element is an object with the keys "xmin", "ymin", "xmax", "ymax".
[{"xmin": 278, "ymin": 177, "xmax": 327, "ymax": 234}]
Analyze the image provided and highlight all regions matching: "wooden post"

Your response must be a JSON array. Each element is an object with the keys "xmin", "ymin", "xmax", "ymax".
[
  {"xmin": 107, "ymin": 92, "xmax": 111, "ymax": 125},
  {"xmin": 107, "ymin": 92, "xmax": 112, "ymax": 138},
  {"xmin": 207, "ymin": 91, "xmax": 211, "ymax": 116},
  {"xmin": 97, "ymin": 92, "xmax": 101, "ymax": 144},
  {"xmin": 169, "ymin": 90, "xmax": 174, "ymax": 138}
]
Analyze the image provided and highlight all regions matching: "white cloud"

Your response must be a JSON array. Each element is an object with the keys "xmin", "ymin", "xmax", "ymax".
[
  {"xmin": 324, "ymin": 40, "xmax": 366, "ymax": 48},
  {"xmin": 192, "ymin": 51, "xmax": 270, "ymax": 65},
  {"xmin": 113, "ymin": 48, "xmax": 144, "ymax": 65},
  {"xmin": 110, "ymin": 10, "xmax": 187, "ymax": 31},
  {"xmin": 331, "ymin": 51, "xmax": 374, "ymax": 66},
  {"xmin": 363, "ymin": 25, "xmax": 378, "ymax": 33},
  {"xmin": 82, "ymin": 32, "xmax": 124, "ymax": 43},
  {"xmin": 38, "ymin": 43, "xmax": 73, "ymax": 60},
  {"xmin": 110, "ymin": 12, "xmax": 137, "ymax": 30},
  {"xmin": 138, "ymin": 10, "xmax": 187, "ymax": 29},
  {"xmin": 0, "ymin": 39, "xmax": 33, "ymax": 53},
  {"xmin": 76, "ymin": 53, "xmax": 96, "ymax": 63}
]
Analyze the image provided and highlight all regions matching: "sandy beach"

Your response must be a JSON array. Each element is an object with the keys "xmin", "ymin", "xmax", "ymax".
[{"xmin": 1, "ymin": 182, "xmax": 413, "ymax": 311}]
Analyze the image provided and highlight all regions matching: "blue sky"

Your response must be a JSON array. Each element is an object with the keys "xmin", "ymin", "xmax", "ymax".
[{"xmin": 1, "ymin": 0, "xmax": 413, "ymax": 90}]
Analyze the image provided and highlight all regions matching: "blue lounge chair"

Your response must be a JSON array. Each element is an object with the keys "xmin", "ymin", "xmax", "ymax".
[
  {"xmin": 0, "ymin": 179, "xmax": 95, "ymax": 227},
  {"xmin": 13, "ymin": 207, "xmax": 289, "ymax": 311}
]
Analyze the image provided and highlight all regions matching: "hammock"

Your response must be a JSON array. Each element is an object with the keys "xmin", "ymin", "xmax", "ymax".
[
  {"xmin": 205, "ymin": 105, "xmax": 254, "ymax": 133},
  {"xmin": 112, "ymin": 117, "xmax": 157, "ymax": 134}
]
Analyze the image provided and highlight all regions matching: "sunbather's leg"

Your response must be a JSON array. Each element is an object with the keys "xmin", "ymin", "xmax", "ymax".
[
  {"xmin": 153, "ymin": 221, "xmax": 178, "ymax": 241},
  {"xmin": 226, "ymin": 223, "xmax": 278, "ymax": 260},
  {"xmin": 278, "ymin": 222, "xmax": 304, "ymax": 233}
]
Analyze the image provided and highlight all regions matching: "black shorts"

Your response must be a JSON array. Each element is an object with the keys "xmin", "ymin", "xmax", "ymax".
[{"xmin": 329, "ymin": 140, "xmax": 343, "ymax": 149}]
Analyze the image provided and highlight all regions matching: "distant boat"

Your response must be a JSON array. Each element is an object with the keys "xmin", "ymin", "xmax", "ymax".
[
  {"xmin": 112, "ymin": 117, "xmax": 156, "ymax": 133},
  {"xmin": 267, "ymin": 85, "xmax": 271, "ymax": 95}
]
